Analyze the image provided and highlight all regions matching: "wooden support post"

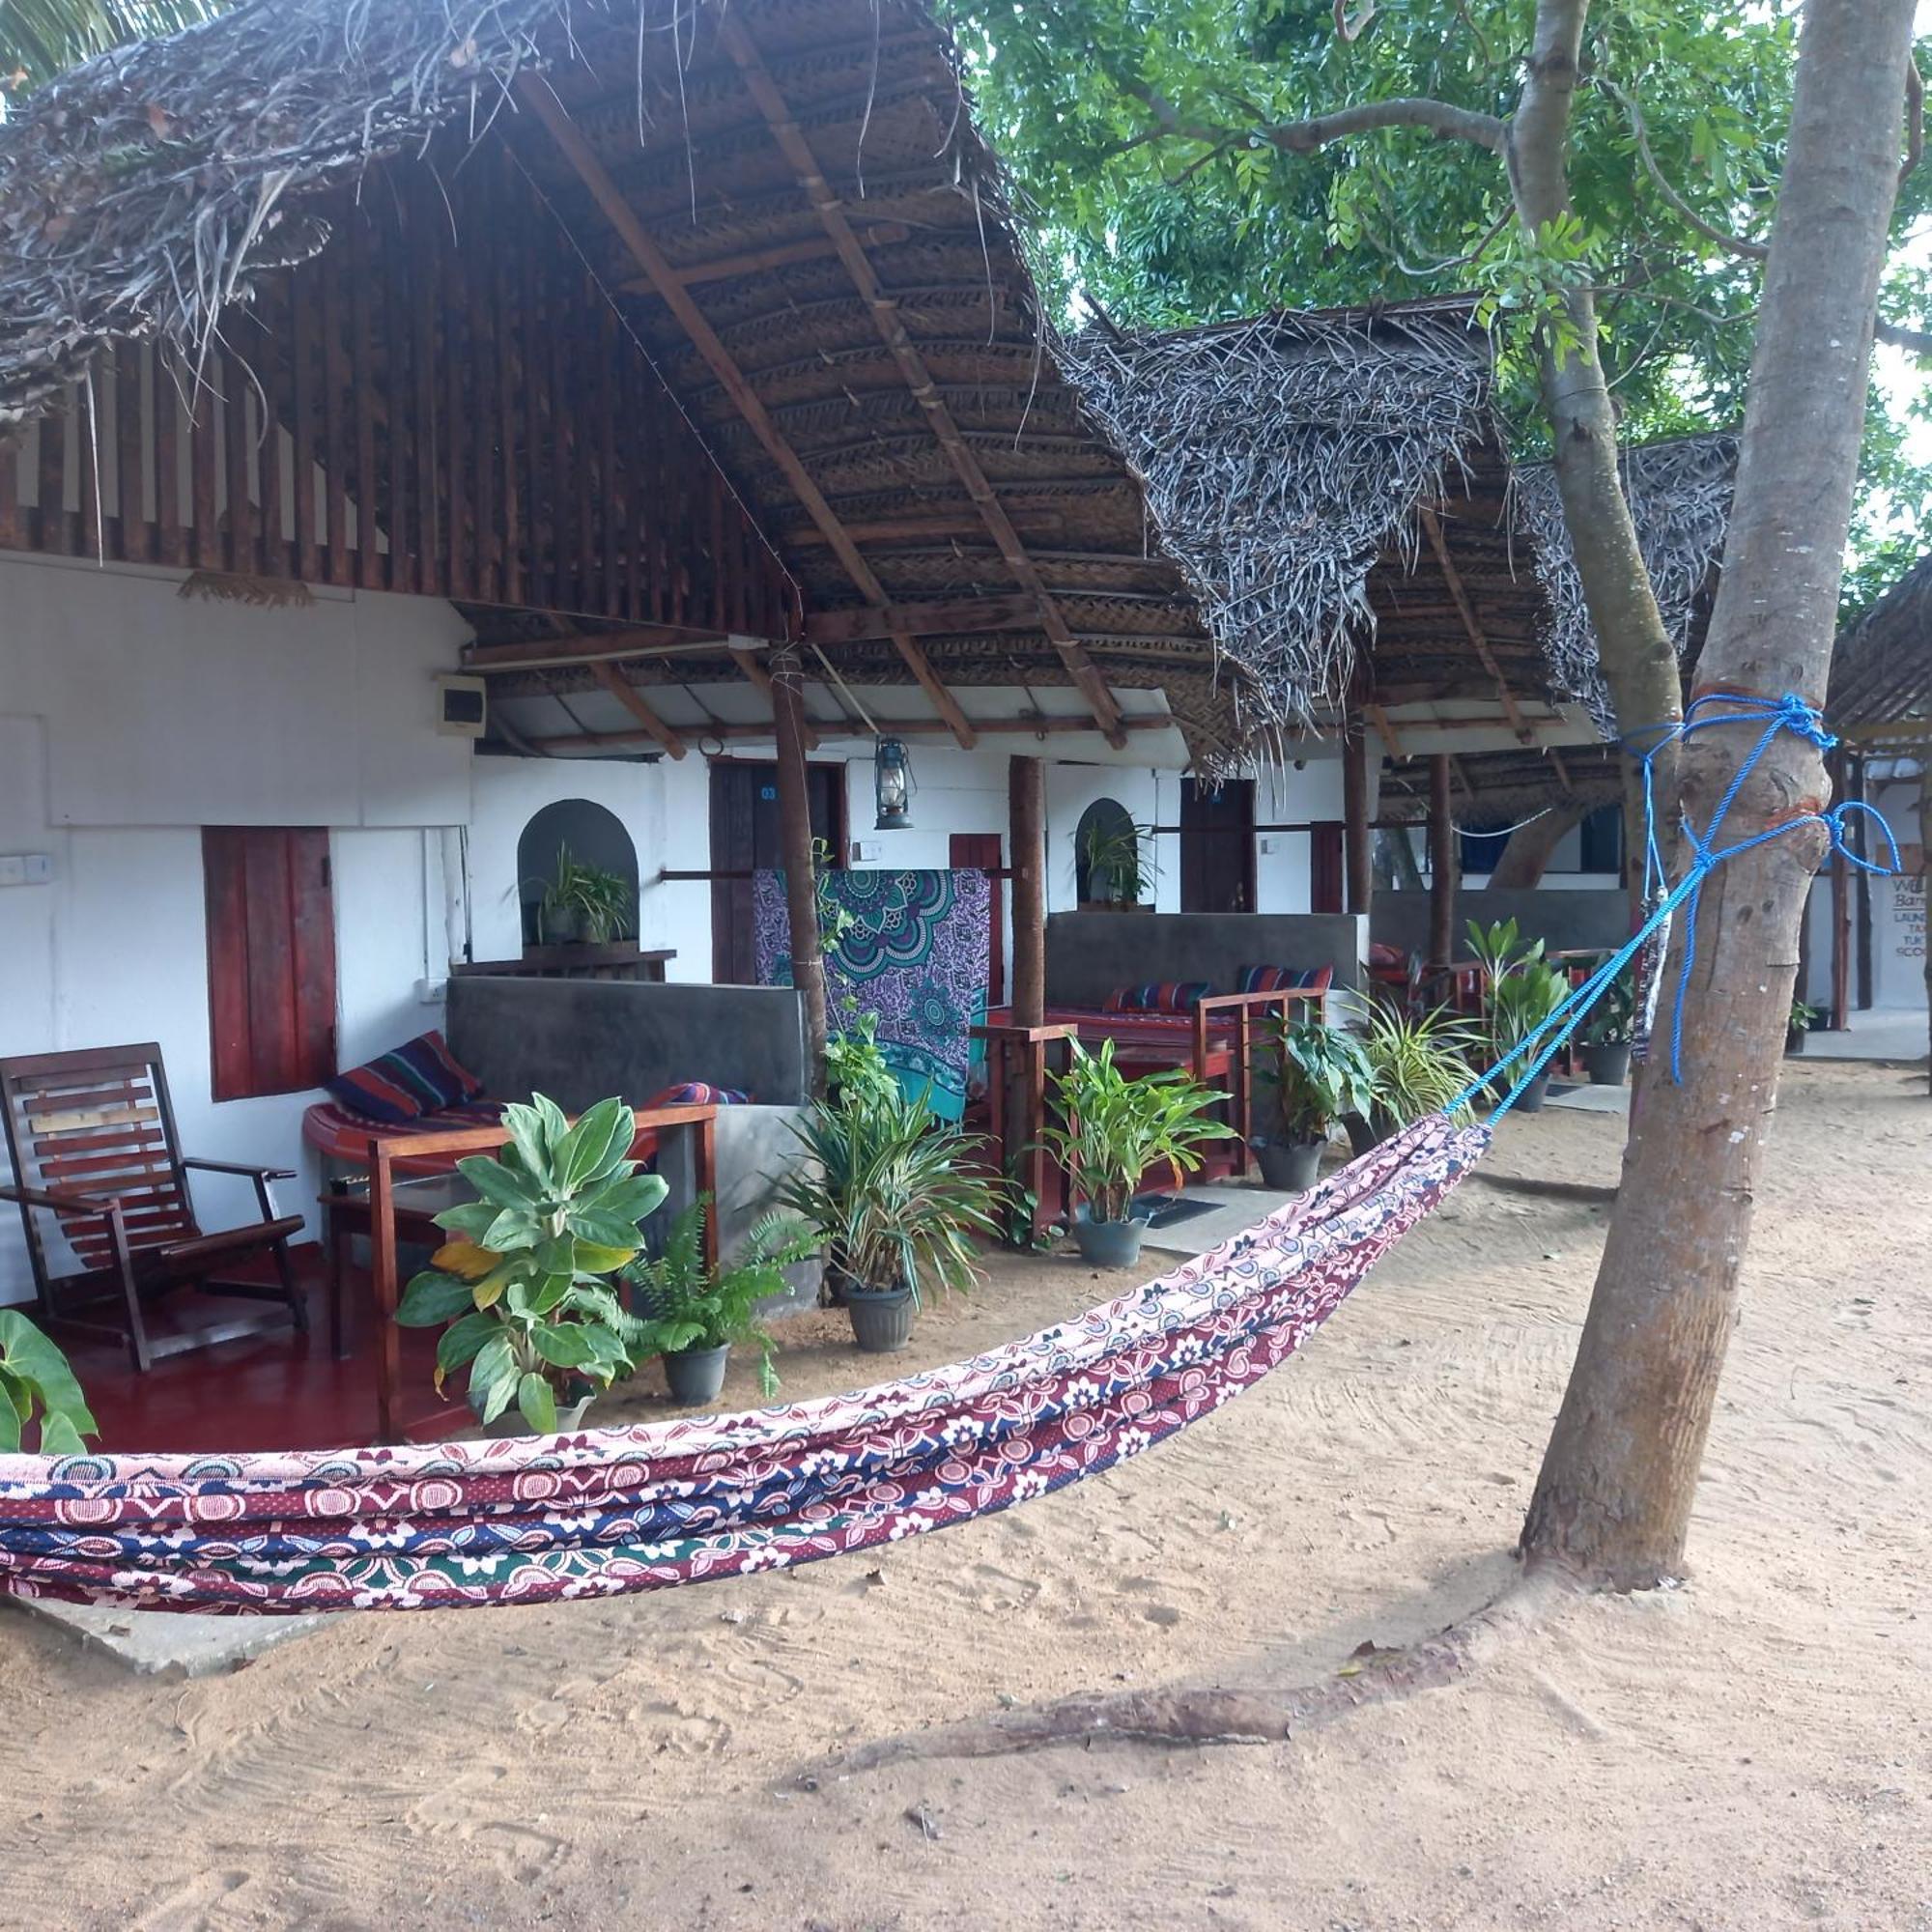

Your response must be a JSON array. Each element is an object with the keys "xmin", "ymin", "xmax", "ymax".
[
  {"xmin": 771, "ymin": 642, "xmax": 828, "ymax": 1089},
  {"xmin": 1428, "ymin": 753, "xmax": 1458, "ymax": 972},
  {"xmin": 1009, "ymin": 756, "xmax": 1047, "ymax": 1029},
  {"xmin": 1342, "ymin": 724, "xmax": 1373, "ymax": 917}
]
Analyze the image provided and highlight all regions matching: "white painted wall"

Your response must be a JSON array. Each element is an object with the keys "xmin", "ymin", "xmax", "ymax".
[
  {"xmin": 1252, "ymin": 756, "xmax": 1346, "ymax": 915},
  {"xmin": 0, "ymin": 552, "xmax": 471, "ymax": 1303}
]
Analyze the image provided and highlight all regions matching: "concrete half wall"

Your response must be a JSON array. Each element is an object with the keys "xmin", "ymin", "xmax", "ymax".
[
  {"xmin": 1043, "ymin": 912, "xmax": 1366, "ymax": 1008},
  {"xmin": 446, "ymin": 977, "xmax": 810, "ymax": 1109},
  {"xmin": 1372, "ymin": 888, "xmax": 1630, "ymax": 960}
]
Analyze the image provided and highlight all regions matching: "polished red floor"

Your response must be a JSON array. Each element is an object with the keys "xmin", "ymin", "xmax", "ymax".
[{"xmin": 58, "ymin": 1246, "xmax": 475, "ymax": 1456}]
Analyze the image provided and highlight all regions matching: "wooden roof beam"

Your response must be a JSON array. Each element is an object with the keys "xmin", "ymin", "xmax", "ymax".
[
  {"xmin": 1417, "ymin": 504, "xmax": 1538, "ymax": 746},
  {"xmin": 527, "ymin": 712, "xmax": 1179, "ymax": 753},
  {"xmin": 591, "ymin": 661, "xmax": 687, "ymax": 759},
  {"xmin": 516, "ymin": 74, "xmax": 977, "ymax": 753},
  {"xmin": 466, "ymin": 626, "xmax": 728, "ymax": 674},
  {"xmin": 715, "ymin": 16, "xmax": 1129, "ymax": 750},
  {"xmin": 618, "ymin": 223, "xmax": 912, "ymax": 293},
  {"xmin": 803, "ymin": 594, "xmax": 1039, "ymax": 647}
]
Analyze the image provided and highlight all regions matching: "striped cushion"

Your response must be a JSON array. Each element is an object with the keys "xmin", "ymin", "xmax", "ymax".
[
  {"xmin": 1236, "ymin": 963, "xmax": 1335, "ymax": 996},
  {"xmin": 326, "ymin": 1031, "xmax": 485, "ymax": 1124},
  {"xmin": 642, "ymin": 1082, "xmax": 751, "ymax": 1108},
  {"xmin": 1102, "ymin": 981, "xmax": 1212, "ymax": 1014}
]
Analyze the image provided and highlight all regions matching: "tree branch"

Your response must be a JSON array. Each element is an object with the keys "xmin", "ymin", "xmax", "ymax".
[
  {"xmin": 1875, "ymin": 316, "xmax": 1932, "ymax": 356},
  {"xmin": 1604, "ymin": 76, "xmax": 1771, "ymax": 262},
  {"xmin": 1263, "ymin": 95, "xmax": 1506, "ymax": 155}
]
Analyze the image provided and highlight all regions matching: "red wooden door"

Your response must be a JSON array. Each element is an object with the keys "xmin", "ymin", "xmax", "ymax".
[
  {"xmin": 950, "ymin": 832, "xmax": 1004, "ymax": 1005},
  {"xmin": 203, "ymin": 827, "xmax": 337, "ymax": 1099}
]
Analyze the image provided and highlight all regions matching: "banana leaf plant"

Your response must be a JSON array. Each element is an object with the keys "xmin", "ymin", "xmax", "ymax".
[{"xmin": 396, "ymin": 1094, "xmax": 666, "ymax": 1433}]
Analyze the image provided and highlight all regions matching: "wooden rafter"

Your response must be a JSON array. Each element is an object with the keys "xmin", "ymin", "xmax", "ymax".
[
  {"xmin": 466, "ymin": 626, "xmax": 727, "ymax": 673},
  {"xmin": 619, "ymin": 222, "xmax": 911, "ymax": 292},
  {"xmin": 517, "ymin": 75, "xmax": 978, "ymax": 753},
  {"xmin": 802, "ymin": 594, "xmax": 1038, "ymax": 646},
  {"xmin": 1548, "ymin": 745, "xmax": 1577, "ymax": 796},
  {"xmin": 527, "ymin": 712, "xmax": 1178, "ymax": 754},
  {"xmin": 1417, "ymin": 505, "xmax": 1536, "ymax": 745},
  {"xmin": 715, "ymin": 17, "xmax": 1130, "ymax": 751},
  {"xmin": 590, "ymin": 661, "xmax": 689, "ymax": 759},
  {"xmin": 1364, "ymin": 702, "xmax": 1406, "ymax": 761}
]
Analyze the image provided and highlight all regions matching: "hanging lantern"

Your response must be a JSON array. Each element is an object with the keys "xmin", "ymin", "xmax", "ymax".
[{"xmin": 873, "ymin": 736, "xmax": 914, "ymax": 831}]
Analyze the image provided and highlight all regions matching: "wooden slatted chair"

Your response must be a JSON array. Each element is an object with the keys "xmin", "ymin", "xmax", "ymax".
[{"xmin": 0, "ymin": 1044, "xmax": 307, "ymax": 1372}]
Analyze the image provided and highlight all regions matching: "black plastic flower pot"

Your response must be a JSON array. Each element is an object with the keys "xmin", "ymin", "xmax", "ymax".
[
  {"xmin": 468, "ymin": 1387, "xmax": 593, "ymax": 1438},
  {"xmin": 1509, "ymin": 1068, "xmax": 1554, "ymax": 1114},
  {"xmin": 847, "ymin": 1283, "xmax": 916, "ymax": 1352},
  {"xmin": 1255, "ymin": 1138, "xmax": 1324, "ymax": 1192},
  {"xmin": 1785, "ymin": 1028, "xmax": 1807, "ymax": 1057},
  {"xmin": 664, "ymin": 1343, "xmax": 730, "ymax": 1406},
  {"xmin": 1583, "ymin": 1042, "xmax": 1632, "ymax": 1087}
]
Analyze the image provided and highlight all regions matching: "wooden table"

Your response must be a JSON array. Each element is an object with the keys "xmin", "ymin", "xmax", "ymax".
[{"xmin": 322, "ymin": 1104, "xmax": 720, "ymax": 1442}]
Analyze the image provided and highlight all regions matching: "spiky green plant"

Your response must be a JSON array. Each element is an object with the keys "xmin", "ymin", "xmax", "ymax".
[
  {"xmin": 1360, "ymin": 1001, "xmax": 1481, "ymax": 1136},
  {"xmin": 776, "ymin": 1084, "xmax": 1002, "ymax": 1306}
]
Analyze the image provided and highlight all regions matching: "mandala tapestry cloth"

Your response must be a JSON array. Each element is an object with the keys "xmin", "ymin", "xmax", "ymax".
[
  {"xmin": 753, "ymin": 867, "xmax": 991, "ymax": 1122},
  {"xmin": 0, "ymin": 1116, "xmax": 1486, "ymax": 1614}
]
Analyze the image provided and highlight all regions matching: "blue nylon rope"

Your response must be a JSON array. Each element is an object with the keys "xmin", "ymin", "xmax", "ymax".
[{"xmin": 1451, "ymin": 693, "xmax": 1904, "ymax": 1122}]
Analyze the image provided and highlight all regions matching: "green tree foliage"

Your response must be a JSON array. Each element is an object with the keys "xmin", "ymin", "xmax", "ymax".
[
  {"xmin": 1, "ymin": 0, "xmax": 229, "ymax": 96},
  {"xmin": 946, "ymin": 0, "xmax": 1932, "ymax": 571}
]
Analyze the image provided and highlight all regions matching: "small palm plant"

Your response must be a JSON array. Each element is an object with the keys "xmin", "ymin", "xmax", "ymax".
[
  {"xmin": 624, "ymin": 1198, "xmax": 817, "ymax": 1401},
  {"xmin": 777, "ymin": 1083, "xmax": 1003, "ymax": 1350},
  {"xmin": 396, "ymin": 1094, "xmax": 666, "ymax": 1433},
  {"xmin": 1042, "ymin": 1040, "xmax": 1235, "ymax": 1264}
]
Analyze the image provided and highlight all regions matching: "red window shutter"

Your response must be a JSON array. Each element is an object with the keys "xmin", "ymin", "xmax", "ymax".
[{"xmin": 204, "ymin": 828, "xmax": 337, "ymax": 1100}]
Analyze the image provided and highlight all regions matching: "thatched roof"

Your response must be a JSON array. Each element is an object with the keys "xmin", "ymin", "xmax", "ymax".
[
  {"xmin": 1515, "ymin": 432, "xmax": 1740, "ymax": 730},
  {"xmin": 0, "ymin": 0, "xmax": 1254, "ymax": 762},
  {"xmin": 1063, "ymin": 304, "xmax": 1737, "ymax": 742},
  {"xmin": 1832, "ymin": 550, "xmax": 1932, "ymax": 747}
]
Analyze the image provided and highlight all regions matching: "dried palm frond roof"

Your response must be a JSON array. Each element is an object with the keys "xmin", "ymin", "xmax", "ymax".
[
  {"xmin": 1832, "ymin": 549, "xmax": 1932, "ymax": 745},
  {"xmin": 1514, "ymin": 432, "xmax": 1740, "ymax": 731},
  {"xmin": 1064, "ymin": 303, "xmax": 1737, "ymax": 737}
]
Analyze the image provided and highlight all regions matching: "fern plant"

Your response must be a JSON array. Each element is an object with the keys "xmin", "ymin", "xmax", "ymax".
[{"xmin": 623, "ymin": 1198, "xmax": 817, "ymax": 1397}]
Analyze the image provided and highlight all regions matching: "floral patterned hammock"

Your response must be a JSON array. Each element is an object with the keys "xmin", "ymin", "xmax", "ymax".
[{"xmin": 0, "ymin": 1118, "xmax": 1486, "ymax": 1616}]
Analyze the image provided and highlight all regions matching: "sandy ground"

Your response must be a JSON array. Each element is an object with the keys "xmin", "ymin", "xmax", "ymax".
[{"xmin": 3, "ymin": 1060, "xmax": 1929, "ymax": 1931}]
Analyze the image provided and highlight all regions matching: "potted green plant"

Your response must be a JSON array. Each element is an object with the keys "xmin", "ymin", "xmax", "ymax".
[
  {"xmin": 1256, "ymin": 1014, "xmax": 1375, "ymax": 1191},
  {"xmin": 1786, "ymin": 998, "xmax": 1820, "ymax": 1056},
  {"xmin": 1486, "ymin": 956, "xmax": 1572, "ymax": 1113},
  {"xmin": 0, "ymin": 1310, "xmax": 97, "ymax": 1454},
  {"xmin": 777, "ymin": 1082, "xmax": 1003, "ymax": 1352},
  {"xmin": 625, "ymin": 1198, "xmax": 816, "ymax": 1405},
  {"xmin": 1353, "ymin": 1000, "xmax": 1480, "ymax": 1149},
  {"xmin": 534, "ymin": 845, "xmax": 633, "ymax": 946},
  {"xmin": 395, "ymin": 1094, "xmax": 666, "ymax": 1434},
  {"xmin": 1078, "ymin": 815, "xmax": 1154, "ymax": 909},
  {"xmin": 1042, "ymin": 1039, "xmax": 1236, "ymax": 1266},
  {"xmin": 1582, "ymin": 971, "xmax": 1636, "ymax": 1086}
]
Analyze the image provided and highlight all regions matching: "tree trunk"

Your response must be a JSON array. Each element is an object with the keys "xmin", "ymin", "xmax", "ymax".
[
  {"xmin": 1507, "ymin": 0, "xmax": 1685, "ymax": 910},
  {"xmin": 1487, "ymin": 800, "xmax": 1588, "ymax": 889},
  {"xmin": 1009, "ymin": 755, "xmax": 1047, "ymax": 1028},
  {"xmin": 1521, "ymin": 0, "xmax": 1917, "ymax": 1587},
  {"xmin": 770, "ymin": 641, "xmax": 828, "ymax": 1091}
]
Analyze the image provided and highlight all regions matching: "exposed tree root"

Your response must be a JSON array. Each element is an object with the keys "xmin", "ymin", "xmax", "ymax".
[{"xmin": 793, "ymin": 1560, "xmax": 1578, "ymax": 1785}]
